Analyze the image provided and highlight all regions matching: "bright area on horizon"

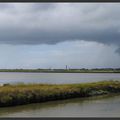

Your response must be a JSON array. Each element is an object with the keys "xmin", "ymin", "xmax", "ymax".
[{"xmin": 0, "ymin": 3, "xmax": 120, "ymax": 69}]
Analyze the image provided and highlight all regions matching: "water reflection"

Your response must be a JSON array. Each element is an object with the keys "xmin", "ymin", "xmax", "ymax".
[{"xmin": 0, "ymin": 94, "xmax": 120, "ymax": 117}]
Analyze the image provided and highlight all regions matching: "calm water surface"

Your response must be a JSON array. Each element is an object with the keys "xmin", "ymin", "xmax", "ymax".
[
  {"xmin": 0, "ymin": 72, "xmax": 120, "ymax": 84},
  {"xmin": 0, "ymin": 72, "xmax": 120, "ymax": 117},
  {"xmin": 0, "ymin": 94, "xmax": 120, "ymax": 117}
]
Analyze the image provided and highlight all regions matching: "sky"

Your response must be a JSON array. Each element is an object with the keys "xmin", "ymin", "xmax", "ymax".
[{"xmin": 0, "ymin": 3, "xmax": 120, "ymax": 69}]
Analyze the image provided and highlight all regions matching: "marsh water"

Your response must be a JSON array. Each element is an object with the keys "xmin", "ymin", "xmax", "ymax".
[
  {"xmin": 0, "ymin": 72, "xmax": 120, "ymax": 117},
  {"xmin": 0, "ymin": 94, "xmax": 120, "ymax": 117},
  {"xmin": 0, "ymin": 72, "xmax": 120, "ymax": 84}
]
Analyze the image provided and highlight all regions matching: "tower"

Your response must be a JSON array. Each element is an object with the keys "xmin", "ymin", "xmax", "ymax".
[{"xmin": 66, "ymin": 65, "xmax": 68, "ymax": 70}]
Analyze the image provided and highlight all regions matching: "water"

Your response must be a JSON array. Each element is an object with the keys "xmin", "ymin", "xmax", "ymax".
[
  {"xmin": 0, "ymin": 72, "xmax": 120, "ymax": 84},
  {"xmin": 0, "ymin": 72, "xmax": 120, "ymax": 117},
  {"xmin": 0, "ymin": 94, "xmax": 120, "ymax": 117}
]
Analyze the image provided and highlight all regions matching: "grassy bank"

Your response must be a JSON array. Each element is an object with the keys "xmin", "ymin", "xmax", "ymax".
[{"xmin": 0, "ymin": 80, "xmax": 120, "ymax": 107}]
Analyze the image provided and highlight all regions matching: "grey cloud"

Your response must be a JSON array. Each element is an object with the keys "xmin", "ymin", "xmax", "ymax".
[
  {"xmin": 0, "ymin": 3, "xmax": 13, "ymax": 10},
  {"xmin": 0, "ymin": 3, "xmax": 120, "ymax": 47},
  {"xmin": 0, "ymin": 26, "xmax": 120, "ymax": 46},
  {"xmin": 116, "ymin": 47, "xmax": 120, "ymax": 54},
  {"xmin": 31, "ymin": 3, "xmax": 56, "ymax": 11}
]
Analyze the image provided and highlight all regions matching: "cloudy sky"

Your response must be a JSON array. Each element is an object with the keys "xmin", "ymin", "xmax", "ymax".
[{"xmin": 0, "ymin": 3, "xmax": 120, "ymax": 69}]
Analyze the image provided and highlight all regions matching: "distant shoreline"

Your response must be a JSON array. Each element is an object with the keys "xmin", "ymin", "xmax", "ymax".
[
  {"xmin": 0, "ymin": 72, "xmax": 120, "ymax": 73},
  {"xmin": 0, "ymin": 68, "xmax": 120, "ymax": 73}
]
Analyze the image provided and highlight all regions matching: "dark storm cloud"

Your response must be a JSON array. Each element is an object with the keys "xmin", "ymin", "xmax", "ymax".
[
  {"xmin": 0, "ymin": 3, "xmax": 120, "ymax": 47},
  {"xmin": 0, "ymin": 26, "xmax": 120, "ymax": 46},
  {"xmin": 116, "ymin": 48, "xmax": 120, "ymax": 54}
]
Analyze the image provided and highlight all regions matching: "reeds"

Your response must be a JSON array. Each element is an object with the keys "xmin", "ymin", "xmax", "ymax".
[{"xmin": 0, "ymin": 80, "xmax": 120, "ymax": 107}]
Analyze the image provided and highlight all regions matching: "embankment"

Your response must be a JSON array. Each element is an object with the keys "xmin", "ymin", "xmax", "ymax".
[{"xmin": 0, "ymin": 80, "xmax": 120, "ymax": 107}]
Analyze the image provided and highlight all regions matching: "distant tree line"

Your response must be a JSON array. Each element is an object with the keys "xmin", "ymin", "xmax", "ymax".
[{"xmin": 0, "ymin": 68, "xmax": 120, "ymax": 73}]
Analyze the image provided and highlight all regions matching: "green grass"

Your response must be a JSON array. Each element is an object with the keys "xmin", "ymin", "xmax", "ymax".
[{"xmin": 0, "ymin": 80, "xmax": 120, "ymax": 107}]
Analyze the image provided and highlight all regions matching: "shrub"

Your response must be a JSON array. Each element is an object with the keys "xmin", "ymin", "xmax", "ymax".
[{"xmin": 0, "ymin": 95, "xmax": 13, "ymax": 106}]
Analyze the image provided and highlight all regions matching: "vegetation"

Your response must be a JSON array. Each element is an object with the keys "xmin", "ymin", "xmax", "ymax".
[
  {"xmin": 0, "ymin": 80, "xmax": 120, "ymax": 107},
  {"xmin": 0, "ymin": 68, "xmax": 120, "ymax": 73}
]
